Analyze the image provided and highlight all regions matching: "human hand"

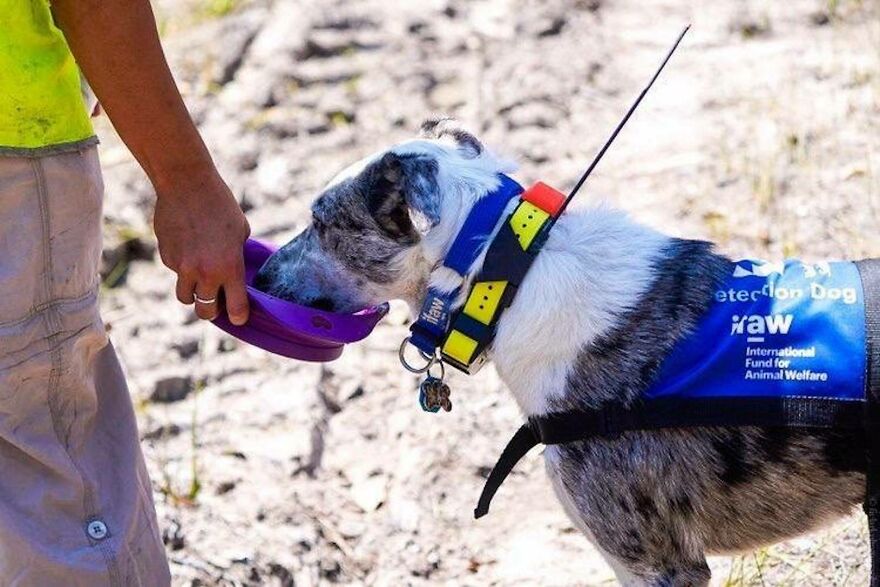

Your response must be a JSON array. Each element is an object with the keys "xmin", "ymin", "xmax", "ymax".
[{"xmin": 153, "ymin": 169, "xmax": 250, "ymax": 325}]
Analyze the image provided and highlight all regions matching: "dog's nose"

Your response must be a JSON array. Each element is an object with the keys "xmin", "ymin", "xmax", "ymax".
[{"xmin": 310, "ymin": 297, "xmax": 336, "ymax": 312}]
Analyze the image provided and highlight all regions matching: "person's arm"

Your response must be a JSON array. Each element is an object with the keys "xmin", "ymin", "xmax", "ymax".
[{"xmin": 51, "ymin": 0, "xmax": 250, "ymax": 325}]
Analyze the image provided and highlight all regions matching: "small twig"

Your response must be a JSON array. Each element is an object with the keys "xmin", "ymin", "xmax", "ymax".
[
  {"xmin": 300, "ymin": 366, "xmax": 342, "ymax": 477},
  {"xmin": 752, "ymin": 550, "xmax": 768, "ymax": 587},
  {"xmin": 302, "ymin": 421, "xmax": 326, "ymax": 478},
  {"xmin": 169, "ymin": 554, "xmax": 229, "ymax": 575}
]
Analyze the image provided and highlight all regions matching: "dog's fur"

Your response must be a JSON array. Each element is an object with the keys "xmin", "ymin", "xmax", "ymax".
[{"xmin": 255, "ymin": 118, "xmax": 867, "ymax": 586}]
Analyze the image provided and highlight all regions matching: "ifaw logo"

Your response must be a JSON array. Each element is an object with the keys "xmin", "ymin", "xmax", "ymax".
[
  {"xmin": 421, "ymin": 296, "xmax": 447, "ymax": 326},
  {"xmin": 731, "ymin": 314, "xmax": 793, "ymax": 337}
]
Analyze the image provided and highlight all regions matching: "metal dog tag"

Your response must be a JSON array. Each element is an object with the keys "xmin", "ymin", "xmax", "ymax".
[{"xmin": 419, "ymin": 377, "xmax": 452, "ymax": 413}]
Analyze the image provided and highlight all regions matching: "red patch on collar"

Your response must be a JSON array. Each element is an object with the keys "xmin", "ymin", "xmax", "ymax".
[{"xmin": 522, "ymin": 182, "xmax": 566, "ymax": 217}]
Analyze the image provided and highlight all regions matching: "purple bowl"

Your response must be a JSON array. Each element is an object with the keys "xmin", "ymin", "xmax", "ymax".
[{"xmin": 212, "ymin": 239, "xmax": 388, "ymax": 362}]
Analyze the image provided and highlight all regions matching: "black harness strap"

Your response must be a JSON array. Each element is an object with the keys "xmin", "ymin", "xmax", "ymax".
[
  {"xmin": 475, "ymin": 396, "xmax": 865, "ymax": 519},
  {"xmin": 534, "ymin": 396, "xmax": 863, "ymax": 442},
  {"xmin": 474, "ymin": 424, "xmax": 538, "ymax": 519},
  {"xmin": 857, "ymin": 259, "xmax": 880, "ymax": 587}
]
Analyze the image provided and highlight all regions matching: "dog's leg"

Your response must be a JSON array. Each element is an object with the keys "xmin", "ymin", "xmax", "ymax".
[
  {"xmin": 552, "ymin": 498, "xmax": 710, "ymax": 586},
  {"xmin": 642, "ymin": 563, "xmax": 711, "ymax": 587},
  {"xmin": 588, "ymin": 541, "xmax": 710, "ymax": 587},
  {"xmin": 604, "ymin": 559, "xmax": 710, "ymax": 587},
  {"xmin": 545, "ymin": 445, "xmax": 711, "ymax": 587}
]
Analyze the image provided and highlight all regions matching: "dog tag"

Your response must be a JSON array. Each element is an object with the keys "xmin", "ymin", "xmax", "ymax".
[{"xmin": 419, "ymin": 377, "xmax": 452, "ymax": 413}]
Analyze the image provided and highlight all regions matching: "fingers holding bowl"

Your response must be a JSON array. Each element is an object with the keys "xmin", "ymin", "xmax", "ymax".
[
  {"xmin": 222, "ymin": 279, "xmax": 250, "ymax": 326},
  {"xmin": 176, "ymin": 272, "xmax": 197, "ymax": 305},
  {"xmin": 172, "ymin": 250, "xmax": 250, "ymax": 325}
]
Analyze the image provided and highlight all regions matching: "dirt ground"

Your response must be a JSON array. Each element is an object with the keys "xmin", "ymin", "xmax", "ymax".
[{"xmin": 95, "ymin": 0, "xmax": 880, "ymax": 584}]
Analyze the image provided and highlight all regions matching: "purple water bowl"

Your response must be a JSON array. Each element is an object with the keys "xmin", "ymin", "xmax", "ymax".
[{"xmin": 212, "ymin": 238, "xmax": 389, "ymax": 362}]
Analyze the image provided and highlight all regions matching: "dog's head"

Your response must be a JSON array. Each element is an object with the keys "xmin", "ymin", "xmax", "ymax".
[{"xmin": 254, "ymin": 118, "xmax": 515, "ymax": 313}]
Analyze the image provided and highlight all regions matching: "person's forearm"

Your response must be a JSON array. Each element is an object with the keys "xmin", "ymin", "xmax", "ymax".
[
  {"xmin": 52, "ymin": 0, "xmax": 252, "ymax": 326},
  {"xmin": 51, "ymin": 0, "xmax": 215, "ymax": 194}
]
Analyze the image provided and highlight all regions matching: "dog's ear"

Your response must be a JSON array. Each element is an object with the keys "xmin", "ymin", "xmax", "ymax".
[
  {"xmin": 420, "ymin": 116, "xmax": 483, "ymax": 158},
  {"xmin": 367, "ymin": 152, "xmax": 440, "ymax": 243}
]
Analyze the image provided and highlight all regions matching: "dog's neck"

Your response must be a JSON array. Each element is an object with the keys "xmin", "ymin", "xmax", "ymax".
[
  {"xmin": 400, "ymin": 178, "xmax": 671, "ymax": 416},
  {"xmin": 483, "ymin": 205, "xmax": 670, "ymax": 416}
]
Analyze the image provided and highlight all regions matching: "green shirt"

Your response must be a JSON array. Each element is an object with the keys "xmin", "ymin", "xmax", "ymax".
[{"xmin": 0, "ymin": 0, "xmax": 95, "ymax": 152}]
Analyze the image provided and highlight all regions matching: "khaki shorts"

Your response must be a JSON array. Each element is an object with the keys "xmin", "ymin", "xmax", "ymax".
[{"xmin": 0, "ymin": 147, "xmax": 170, "ymax": 586}]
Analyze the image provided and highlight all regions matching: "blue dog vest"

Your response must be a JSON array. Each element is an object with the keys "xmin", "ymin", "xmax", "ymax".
[{"xmin": 646, "ymin": 259, "xmax": 866, "ymax": 403}]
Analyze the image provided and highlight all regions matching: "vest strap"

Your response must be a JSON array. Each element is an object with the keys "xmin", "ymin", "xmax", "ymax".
[
  {"xmin": 475, "ymin": 396, "xmax": 866, "ymax": 519},
  {"xmin": 474, "ymin": 423, "xmax": 539, "ymax": 519}
]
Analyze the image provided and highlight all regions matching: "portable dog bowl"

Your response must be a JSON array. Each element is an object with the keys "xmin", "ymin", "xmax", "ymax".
[{"xmin": 212, "ymin": 239, "xmax": 388, "ymax": 361}]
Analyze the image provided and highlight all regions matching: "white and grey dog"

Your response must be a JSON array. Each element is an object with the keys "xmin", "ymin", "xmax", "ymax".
[{"xmin": 255, "ymin": 118, "xmax": 866, "ymax": 586}]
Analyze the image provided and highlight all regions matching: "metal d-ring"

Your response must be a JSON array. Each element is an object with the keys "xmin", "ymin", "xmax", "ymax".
[{"xmin": 399, "ymin": 337, "xmax": 436, "ymax": 374}]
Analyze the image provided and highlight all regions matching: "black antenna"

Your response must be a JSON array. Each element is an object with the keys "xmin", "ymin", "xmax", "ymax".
[{"xmin": 556, "ymin": 24, "xmax": 691, "ymax": 218}]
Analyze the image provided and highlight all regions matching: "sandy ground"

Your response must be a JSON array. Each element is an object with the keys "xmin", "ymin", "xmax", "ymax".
[{"xmin": 95, "ymin": 0, "xmax": 880, "ymax": 584}]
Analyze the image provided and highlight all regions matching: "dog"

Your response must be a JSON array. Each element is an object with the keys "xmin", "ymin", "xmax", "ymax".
[{"xmin": 254, "ymin": 118, "xmax": 867, "ymax": 586}]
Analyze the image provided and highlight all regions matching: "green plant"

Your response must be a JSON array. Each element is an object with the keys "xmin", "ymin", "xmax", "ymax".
[
  {"xmin": 202, "ymin": 0, "xmax": 239, "ymax": 19},
  {"xmin": 156, "ymin": 332, "xmax": 206, "ymax": 506}
]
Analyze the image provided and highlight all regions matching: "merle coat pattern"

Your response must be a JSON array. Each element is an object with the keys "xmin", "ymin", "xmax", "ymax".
[{"xmin": 255, "ymin": 118, "xmax": 867, "ymax": 586}]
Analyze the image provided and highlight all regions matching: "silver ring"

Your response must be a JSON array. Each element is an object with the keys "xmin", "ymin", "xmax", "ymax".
[
  {"xmin": 194, "ymin": 294, "xmax": 217, "ymax": 305},
  {"xmin": 398, "ymin": 337, "xmax": 435, "ymax": 374}
]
